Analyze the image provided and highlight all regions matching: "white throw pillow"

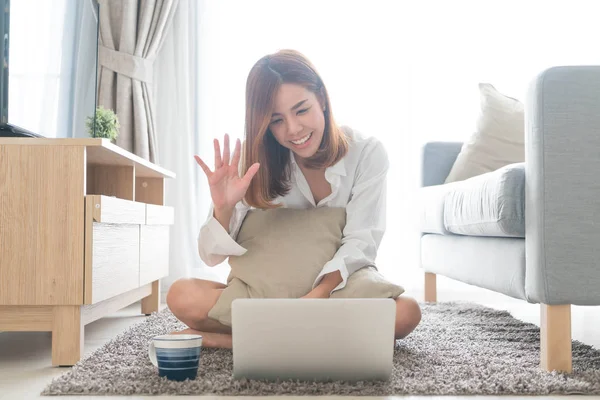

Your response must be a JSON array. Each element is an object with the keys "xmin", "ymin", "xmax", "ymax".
[{"xmin": 445, "ymin": 83, "xmax": 525, "ymax": 183}]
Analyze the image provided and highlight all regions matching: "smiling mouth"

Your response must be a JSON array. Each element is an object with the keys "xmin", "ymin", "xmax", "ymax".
[{"xmin": 291, "ymin": 132, "xmax": 312, "ymax": 145}]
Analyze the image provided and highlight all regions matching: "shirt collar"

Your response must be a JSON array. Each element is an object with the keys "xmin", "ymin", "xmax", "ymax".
[{"xmin": 289, "ymin": 149, "xmax": 347, "ymax": 177}]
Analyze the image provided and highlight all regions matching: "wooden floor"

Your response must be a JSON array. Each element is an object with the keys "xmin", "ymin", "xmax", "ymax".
[{"xmin": 2, "ymin": 279, "xmax": 600, "ymax": 400}]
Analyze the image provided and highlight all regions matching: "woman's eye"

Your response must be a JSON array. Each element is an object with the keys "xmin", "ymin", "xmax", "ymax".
[
  {"xmin": 297, "ymin": 108, "xmax": 309, "ymax": 115},
  {"xmin": 270, "ymin": 119, "xmax": 282, "ymax": 125}
]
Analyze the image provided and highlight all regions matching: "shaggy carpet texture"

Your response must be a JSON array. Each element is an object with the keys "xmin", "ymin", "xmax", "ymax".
[{"xmin": 42, "ymin": 302, "xmax": 600, "ymax": 396}]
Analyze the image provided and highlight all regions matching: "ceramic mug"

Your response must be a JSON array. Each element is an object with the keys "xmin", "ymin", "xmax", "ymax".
[{"xmin": 148, "ymin": 334, "xmax": 203, "ymax": 381}]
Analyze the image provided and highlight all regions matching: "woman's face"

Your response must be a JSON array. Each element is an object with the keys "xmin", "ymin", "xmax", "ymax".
[{"xmin": 268, "ymin": 83, "xmax": 325, "ymax": 162}]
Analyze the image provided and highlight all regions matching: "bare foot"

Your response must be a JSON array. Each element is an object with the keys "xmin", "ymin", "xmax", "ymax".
[
  {"xmin": 170, "ymin": 328, "xmax": 232, "ymax": 349},
  {"xmin": 201, "ymin": 332, "xmax": 232, "ymax": 348},
  {"xmin": 170, "ymin": 328, "xmax": 202, "ymax": 335}
]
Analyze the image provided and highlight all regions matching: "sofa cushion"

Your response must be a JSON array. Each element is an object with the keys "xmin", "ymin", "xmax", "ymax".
[
  {"xmin": 444, "ymin": 162, "xmax": 525, "ymax": 237},
  {"xmin": 419, "ymin": 183, "xmax": 458, "ymax": 235},
  {"xmin": 445, "ymin": 83, "xmax": 525, "ymax": 183}
]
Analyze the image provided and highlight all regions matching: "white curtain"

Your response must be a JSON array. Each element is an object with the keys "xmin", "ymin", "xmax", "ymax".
[
  {"xmin": 156, "ymin": 0, "xmax": 600, "ymax": 297},
  {"xmin": 154, "ymin": 0, "xmax": 226, "ymax": 299},
  {"xmin": 8, "ymin": 0, "xmax": 98, "ymax": 138},
  {"xmin": 70, "ymin": 0, "xmax": 102, "ymax": 139}
]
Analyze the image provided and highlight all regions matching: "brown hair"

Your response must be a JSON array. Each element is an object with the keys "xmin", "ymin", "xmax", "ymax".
[{"xmin": 242, "ymin": 49, "xmax": 349, "ymax": 209}]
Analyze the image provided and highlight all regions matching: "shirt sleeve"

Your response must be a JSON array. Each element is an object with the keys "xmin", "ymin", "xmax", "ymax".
[
  {"xmin": 197, "ymin": 200, "xmax": 250, "ymax": 266},
  {"xmin": 312, "ymin": 139, "xmax": 389, "ymax": 294}
]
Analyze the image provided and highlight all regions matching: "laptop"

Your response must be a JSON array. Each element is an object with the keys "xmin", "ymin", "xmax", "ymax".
[{"xmin": 231, "ymin": 298, "xmax": 396, "ymax": 382}]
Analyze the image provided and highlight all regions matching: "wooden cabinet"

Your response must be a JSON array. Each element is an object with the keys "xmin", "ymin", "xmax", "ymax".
[{"xmin": 0, "ymin": 138, "xmax": 175, "ymax": 366}]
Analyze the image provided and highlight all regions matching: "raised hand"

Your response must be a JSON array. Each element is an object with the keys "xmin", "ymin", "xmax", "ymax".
[{"xmin": 194, "ymin": 134, "xmax": 260, "ymax": 212}]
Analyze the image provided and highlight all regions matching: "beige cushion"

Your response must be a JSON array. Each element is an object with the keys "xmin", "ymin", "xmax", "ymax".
[
  {"xmin": 330, "ymin": 266, "xmax": 404, "ymax": 299},
  {"xmin": 207, "ymin": 207, "xmax": 404, "ymax": 327},
  {"xmin": 445, "ymin": 83, "xmax": 525, "ymax": 183}
]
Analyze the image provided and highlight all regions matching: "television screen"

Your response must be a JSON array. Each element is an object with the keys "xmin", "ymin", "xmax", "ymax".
[{"xmin": 1, "ymin": 0, "xmax": 99, "ymax": 138}]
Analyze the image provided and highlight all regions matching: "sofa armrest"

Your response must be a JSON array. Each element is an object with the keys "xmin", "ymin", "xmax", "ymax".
[
  {"xmin": 421, "ymin": 142, "xmax": 463, "ymax": 187},
  {"xmin": 525, "ymin": 66, "xmax": 600, "ymax": 305}
]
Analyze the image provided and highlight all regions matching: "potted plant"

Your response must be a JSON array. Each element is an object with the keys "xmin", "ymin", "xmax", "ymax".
[{"xmin": 86, "ymin": 106, "xmax": 120, "ymax": 141}]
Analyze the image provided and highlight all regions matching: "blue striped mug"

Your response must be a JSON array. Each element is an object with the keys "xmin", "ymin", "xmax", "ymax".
[{"xmin": 148, "ymin": 334, "xmax": 203, "ymax": 381}]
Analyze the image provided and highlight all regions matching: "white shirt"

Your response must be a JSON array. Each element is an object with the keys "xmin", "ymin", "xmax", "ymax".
[{"xmin": 197, "ymin": 126, "xmax": 389, "ymax": 294}]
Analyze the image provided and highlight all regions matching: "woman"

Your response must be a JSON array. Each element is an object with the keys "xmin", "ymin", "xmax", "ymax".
[{"xmin": 167, "ymin": 49, "xmax": 421, "ymax": 348}]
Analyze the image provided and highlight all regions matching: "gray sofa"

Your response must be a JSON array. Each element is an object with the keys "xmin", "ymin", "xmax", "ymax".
[{"xmin": 419, "ymin": 66, "xmax": 600, "ymax": 374}]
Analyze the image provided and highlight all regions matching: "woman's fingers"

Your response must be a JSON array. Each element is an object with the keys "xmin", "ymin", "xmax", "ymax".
[
  {"xmin": 214, "ymin": 138, "xmax": 222, "ymax": 169},
  {"xmin": 194, "ymin": 155, "xmax": 212, "ymax": 178},
  {"xmin": 230, "ymin": 138, "xmax": 241, "ymax": 173},
  {"xmin": 242, "ymin": 162, "xmax": 260, "ymax": 186},
  {"xmin": 223, "ymin": 134, "xmax": 231, "ymax": 166}
]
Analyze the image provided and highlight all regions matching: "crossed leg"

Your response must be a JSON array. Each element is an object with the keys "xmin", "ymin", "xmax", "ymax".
[
  {"xmin": 166, "ymin": 278, "xmax": 422, "ymax": 349},
  {"xmin": 166, "ymin": 278, "xmax": 234, "ymax": 348}
]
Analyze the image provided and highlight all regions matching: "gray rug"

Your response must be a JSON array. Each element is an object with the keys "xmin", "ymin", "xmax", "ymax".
[{"xmin": 42, "ymin": 302, "xmax": 600, "ymax": 396}]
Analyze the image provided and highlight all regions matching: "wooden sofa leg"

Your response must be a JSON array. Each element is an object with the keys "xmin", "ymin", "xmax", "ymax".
[
  {"xmin": 540, "ymin": 304, "xmax": 572, "ymax": 373},
  {"xmin": 424, "ymin": 272, "xmax": 437, "ymax": 303}
]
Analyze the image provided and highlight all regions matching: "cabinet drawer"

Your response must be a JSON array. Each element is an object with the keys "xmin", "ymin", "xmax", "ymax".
[
  {"xmin": 145, "ymin": 204, "xmax": 174, "ymax": 225},
  {"xmin": 84, "ymin": 196, "xmax": 142, "ymax": 304},
  {"xmin": 88, "ymin": 195, "xmax": 145, "ymax": 224},
  {"xmin": 88, "ymin": 223, "xmax": 140, "ymax": 304},
  {"xmin": 140, "ymin": 225, "xmax": 170, "ymax": 286}
]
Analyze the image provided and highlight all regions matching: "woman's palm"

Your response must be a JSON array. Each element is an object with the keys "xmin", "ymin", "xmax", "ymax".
[
  {"xmin": 195, "ymin": 134, "xmax": 260, "ymax": 211},
  {"xmin": 207, "ymin": 159, "xmax": 253, "ymax": 209}
]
